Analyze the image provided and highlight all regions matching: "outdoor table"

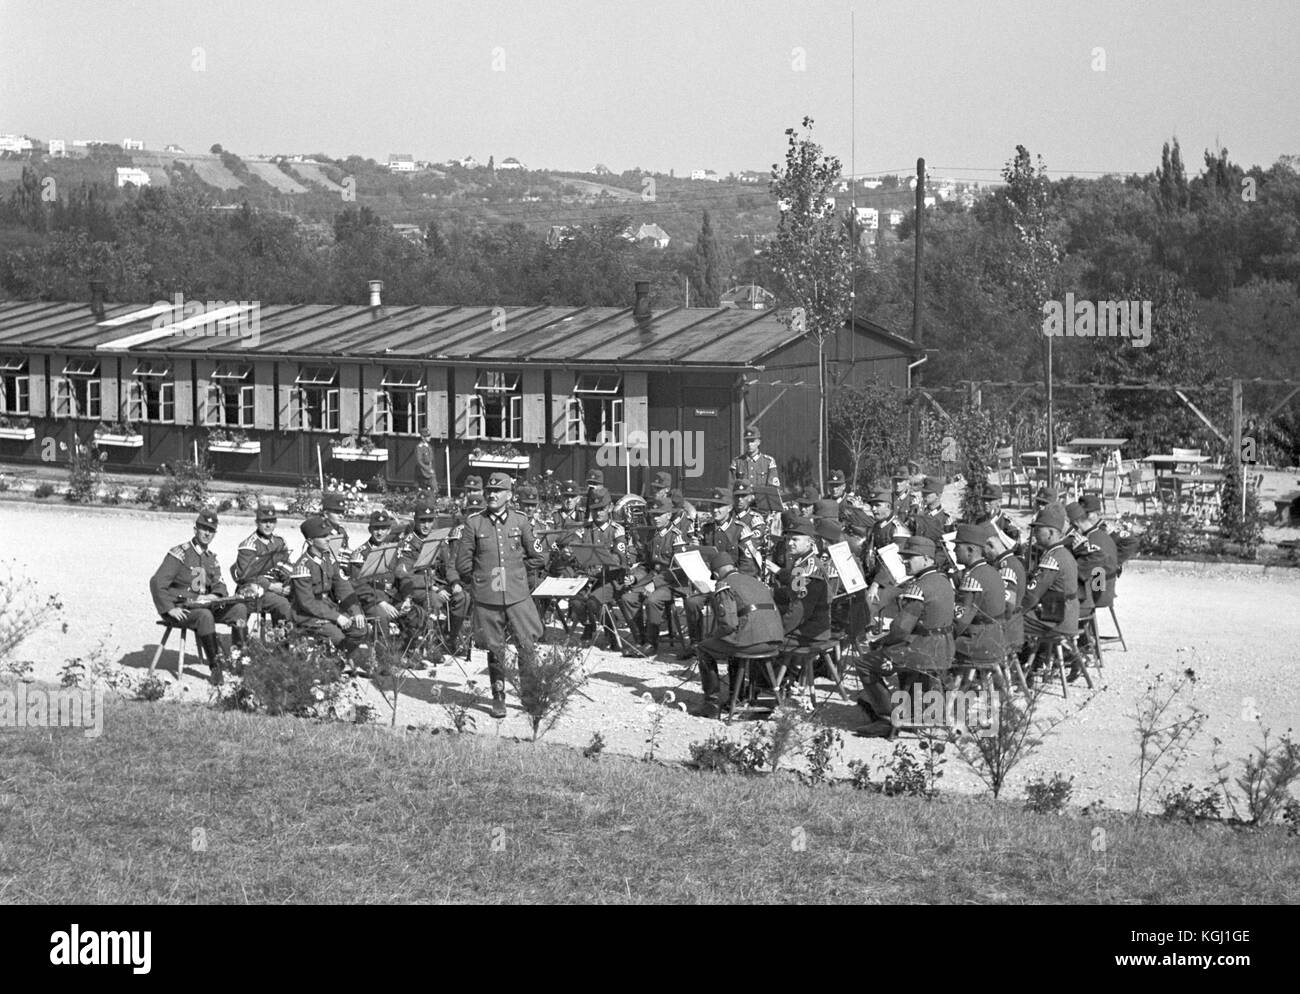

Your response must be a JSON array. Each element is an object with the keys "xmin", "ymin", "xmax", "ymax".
[
  {"xmin": 1066, "ymin": 437, "xmax": 1129, "ymax": 468},
  {"xmin": 1142, "ymin": 454, "xmax": 1209, "ymax": 477}
]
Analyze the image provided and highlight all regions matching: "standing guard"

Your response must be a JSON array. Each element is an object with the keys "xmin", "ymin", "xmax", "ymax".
[{"xmin": 729, "ymin": 425, "xmax": 780, "ymax": 492}]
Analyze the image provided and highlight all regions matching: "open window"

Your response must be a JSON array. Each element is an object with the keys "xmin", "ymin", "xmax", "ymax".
[
  {"xmin": 0, "ymin": 356, "xmax": 29, "ymax": 415},
  {"xmin": 467, "ymin": 369, "xmax": 522, "ymax": 441},
  {"xmin": 205, "ymin": 362, "xmax": 254, "ymax": 427},
  {"xmin": 56, "ymin": 358, "xmax": 102, "ymax": 419},
  {"xmin": 375, "ymin": 367, "xmax": 428, "ymax": 436},
  {"xmin": 126, "ymin": 358, "xmax": 175, "ymax": 423},
  {"xmin": 565, "ymin": 372, "xmax": 624, "ymax": 445},
  {"xmin": 294, "ymin": 365, "xmax": 339, "ymax": 432}
]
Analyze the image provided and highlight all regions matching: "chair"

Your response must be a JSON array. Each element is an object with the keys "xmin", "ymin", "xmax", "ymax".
[
  {"xmin": 149, "ymin": 620, "xmax": 193, "ymax": 680},
  {"xmin": 779, "ymin": 637, "xmax": 849, "ymax": 705},
  {"xmin": 728, "ymin": 648, "xmax": 783, "ymax": 719},
  {"xmin": 1098, "ymin": 602, "xmax": 1128, "ymax": 651},
  {"xmin": 1028, "ymin": 634, "xmax": 1074, "ymax": 698},
  {"xmin": 995, "ymin": 447, "xmax": 1018, "ymax": 503},
  {"xmin": 1172, "ymin": 447, "xmax": 1202, "ymax": 473}
]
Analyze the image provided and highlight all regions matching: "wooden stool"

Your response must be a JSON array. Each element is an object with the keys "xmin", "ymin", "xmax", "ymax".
[
  {"xmin": 1031, "ymin": 635, "xmax": 1076, "ymax": 698},
  {"xmin": 149, "ymin": 620, "xmax": 191, "ymax": 680},
  {"xmin": 728, "ymin": 650, "xmax": 782, "ymax": 719},
  {"xmin": 1079, "ymin": 612, "xmax": 1104, "ymax": 670},
  {"xmin": 1099, "ymin": 603, "xmax": 1127, "ymax": 652}
]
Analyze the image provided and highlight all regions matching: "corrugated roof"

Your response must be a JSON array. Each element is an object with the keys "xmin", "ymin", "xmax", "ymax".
[{"xmin": 0, "ymin": 300, "xmax": 915, "ymax": 368}]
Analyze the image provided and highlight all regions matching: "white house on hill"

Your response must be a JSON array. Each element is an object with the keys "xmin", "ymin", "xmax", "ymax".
[{"xmin": 115, "ymin": 167, "xmax": 151, "ymax": 188}]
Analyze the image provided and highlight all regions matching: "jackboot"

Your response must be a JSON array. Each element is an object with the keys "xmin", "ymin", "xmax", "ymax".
[
  {"xmin": 199, "ymin": 633, "xmax": 224, "ymax": 685},
  {"xmin": 639, "ymin": 622, "xmax": 660, "ymax": 654}
]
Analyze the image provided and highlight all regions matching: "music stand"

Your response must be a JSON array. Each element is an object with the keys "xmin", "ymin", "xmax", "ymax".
[
  {"xmin": 566, "ymin": 543, "xmax": 627, "ymax": 649},
  {"xmin": 752, "ymin": 485, "xmax": 783, "ymax": 514},
  {"xmin": 358, "ymin": 544, "xmax": 400, "ymax": 580},
  {"xmin": 412, "ymin": 528, "xmax": 452, "ymax": 571}
]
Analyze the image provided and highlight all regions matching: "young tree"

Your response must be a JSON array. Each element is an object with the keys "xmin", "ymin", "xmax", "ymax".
[
  {"xmin": 692, "ymin": 209, "xmax": 723, "ymax": 307},
  {"xmin": 768, "ymin": 118, "xmax": 853, "ymax": 490}
]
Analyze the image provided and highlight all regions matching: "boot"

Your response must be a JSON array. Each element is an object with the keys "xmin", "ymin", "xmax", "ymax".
[
  {"xmin": 581, "ymin": 624, "xmax": 596, "ymax": 646},
  {"xmin": 199, "ymin": 633, "xmax": 224, "ymax": 685},
  {"xmin": 639, "ymin": 622, "xmax": 660, "ymax": 655},
  {"xmin": 490, "ymin": 677, "xmax": 507, "ymax": 719}
]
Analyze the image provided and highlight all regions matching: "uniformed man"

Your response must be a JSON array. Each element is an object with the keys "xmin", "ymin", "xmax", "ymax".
[
  {"xmin": 290, "ymin": 517, "xmax": 369, "ymax": 665},
  {"xmin": 306, "ymin": 491, "xmax": 351, "ymax": 559},
  {"xmin": 646, "ymin": 470, "xmax": 673, "ymax": 503},
  {"xmin": 1020, "ymin": 503, "xmax": 1080, "ymax": 671},
  {"xmin": 149, "ymin": 509, "xmax": 249, "ymax": 684},
  {"xmin": 668, "ymin": 487, "xmax": 699, "ymax": 540},
  {"xmin": 826, "ymin": 469, "xmax": 873, "ymax": 539},
  {"xmin": 693, "ymin": 552, "xmax": 785, "ymax": 719},
  {"xmin": 773, "ymin": 518, "xmax": 834, "ymax": 690},
  {"xmin": 733, "ymin": 482, "xmax": 769, "ymax": 575},
  {"xmin": 461, "ymin": 475, "xmax": 485, "ymax": 509},
  {"xmin": 618, "ymin": 496, "xmax": 690, "ymax": 654},
  {"xmin": 584, "ymin": 468, "xmax": 605, "ymax": 517},
  {"xmin": 565, "ymin": 485, "xmax": 629, "ymax": 647},
  {"xmin": 986, "ymin": 525, "xmax": 1027, "ymax": 660},
  {"xmin": 556, "ymin": 480, "xmax": 586, "ymax": 529},
  {"xmin": 517, "ymin": 484, "xmax": 552, "ymax": 586},
  {"xmin": 976, "ymin": 483, "xmax": 1022, "ymax": 552},
  {"xmin": 454, "ymin": 472, "xmax": 546, "ymax": 718},
  {"xmin": 853, "ymin": 536, "xmax": 955, "ymax": 738},
  {"xmin": 231, "ymin": 503, "xmax": 293, "ymax": 626},
  {"xmin": 952, "ymin": 522, "xmax": 1007, "ymax": 672},
  {"xmin": 1065, "ymin": 497, "xmax": 1117, "ymax": 673},
  {"xmin": 350, "ymin": 508, "xmax": 431, "ymax": 662},
  {"xmin": 729, "ymin": 424, "xmax": 780, "ymax": 492},
  {"xmin": 910, "ymin": 476, "xmax": 955, "ymax": 573},
  {"xmin": 862, "ymin": 489, "xmax": 904, "ymax": 577},
  {"xmin": 399, "ymin": 499, "xmax": 468, "ymax": 654},
  {"xmin": 415, "ymin": 427, "xmax": 438, "ymax": 493}
]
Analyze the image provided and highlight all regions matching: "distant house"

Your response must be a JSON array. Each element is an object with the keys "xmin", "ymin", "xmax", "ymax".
[
  {"xmin": 123, "ymin": 138, "xmax": 144, "ymax": 151},
  {"xmin": 690, "ymin": 169, "xmax": 720, "ymax": 182},
  {"xmin": 456, "ymin": 155, "xmax": 479, "ymax": 169},
  {"xmin": 388, "ymin": 154, "xmax": 416, "ymax": 173},
  {"xmin": 114, "ymin": 167, "xmax": 151, "ymax": 188},
  {"xmin": 861, "ymin": 178, "xmax": 882, "ymax": 189},
  {"xmin": 887, "ymin": 208, "xmax": 904, "ymax": 227},
  {"xmin": 392, "ymin": 223, "xmax": 424, "ymax": 245},
  {"xmin": 546, "ymin": 225, "xmax": 578, "ymax": 249},
  {"xmin": 594, "ymin": 163, "xmax": 612, "ymax": 175},
  {"xmin": 164, "ymin": 144, "xmax": 184, "ymax": 153},
  {"xmin": 720, "ymin": 284, "xmax": 775, "ymax": 310},
  {"xmin": 633, "ymin": 223, "xmax": 670, "ymax": 249},
  {"xmin": 738, "ymin": 170, "xmax": 765, "ymax": 184},
  {"xmin": 497, "ymin": 157, "xmax": 525, "ymax": 171},
  {"xmin": 0, "ymin": 134, "xmax": 33, "ymax": 154},
  {"xmin": 48, "ymin": 139, "xmax": 66, "ymax": 157},
  {"xmin": 854, "ymin": 206, "xmax": 879, "ymax": 229}
]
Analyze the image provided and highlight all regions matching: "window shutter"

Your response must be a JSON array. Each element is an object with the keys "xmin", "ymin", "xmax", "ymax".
[
  {"xmin": 253, "ymin": 360, "xmax": 275, "ymax": 430},
  {"xmin": 551, "ymin": 368, "xmax": 575, "ymax": 443},
  {"xmin": 426, "ymin": 366, "xmax": 448, "ymax": 440},
  {"xmin": 55, "ymin": 376, "xmax": 71, "ymax": 418},
  {"xmin": 173, "ymin": 367, "xmax": 192, "ymax": 425},
  {"xmin": 454, "ymin": 373, "xmax": 472, "ymax": 439},
  {"xmin": 197, "ymin": 363, "xmax": 214, "ymax": 425},
  {"xmin": 100, "ymin": 359, "xmax": 118, "ymax": 424},
  {"xmin": 521, "ymin": 368, "xmax": 546, "ymax": 444},
  {"xmin": 27, "ymin": 355, "xmax": 46, "ymax": 418},
  {"xmin": 623, "ymin": 370, "xmax": 647, "ymax": 445},
  {"xmin": 277, "ymin": 361, "xmax": 298, "ymax": 430},
  {"xmin": 126, "ymin": 381, "xmax": 144, "ymax": 422},
  {"xmin": 373, "ymin": 389, "xmax": 390, "ymax": 435},
  {"xmin": 339, "ymin": 365, "xmax": 360, "ymax": 435}
]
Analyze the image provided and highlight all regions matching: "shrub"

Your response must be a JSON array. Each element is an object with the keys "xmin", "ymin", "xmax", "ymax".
[
  {"xmin": 1212, "ymin": 727, "xmax": 1300, "ymax": 826},
  {"xmin": 287, "ymin": 478, "xmax": 321, "ymax": 516},
  {"xmin": 133, "ymin": 485, "xmax": 156, "ymax": 505},
  {"xmin": 1218, "ymin": 459, "xmax": 1266, "ymax": 557},
  {"xmin": 801, "ymin": 725, "xmax": 843, "ymax": 786},
  {"xmin": 232, "ymin": 636, "xmax": 343, "ymax": 717},
  {"xmin": 101, "ymin": 483, "xmax": 125, "ymax": 505},
  {"xmin": 952, "ymin": 683, "xmax": 1082, "ymax": 800},
  {"xmin": 0, "ymin": 472, "xmax": 10, "ymax": 492},
  {"xmin": 0, "ymin": 561, "xmax": 65, "ymax": 673},
  {"xmin": 434, "ymin": 680, "xmax": 481, "ymax": 734},
  {"xmin": 234, "ymin": 488, "xmax": 260, "ymax": 511},
  {"xmin": 1159, "ymin": 783, "xmax": 1223, "ymax": 824},
  {"xmin": 217, "ymin": 498, "xmax": 234, "ymax": 513},
  {"xmin": 33, "ymin": 482, "xmax": 55, "ymax": 499},
  {"xmin": 849, "ymin": 740, "xmax": 945, "ymax": 798},
  {"xmin": 583, "ymin": 731, "xmax": 606, "ymax": 759},
  {"xmin": 65, "ymin": 442, "xmax": 106, "ymax": 503},
  {"xmin": 154, "ymin": 457, "xmax": 214, "ymax": 510},
  {"xmin": 1138, "ymin": 505, "xmax": 1205, "ymax": 557},
  {"xmin": 135, "ymin": 673, "xmax": 168, "ymax": 702},
  {"xmin": 1131, "ymin": 667, "xmax": 1206, "ymax": 813},
  {"xmin": 1024, "ymin": 773, "xmax": 1074, "ymax": 814},
  {"xmin": 688, "ymin": 729, "xmax": 770, "ymax": 775},
  {"xmin": 502, "ymin": 639, "xmax": 585, "ymax": 741}
]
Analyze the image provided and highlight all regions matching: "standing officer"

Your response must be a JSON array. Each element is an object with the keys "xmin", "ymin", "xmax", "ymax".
[
  {"xmin": 290, "ymin": 517, "xmax": 369, "ymax": 665},
  {"xmin": 415, "ymin": 427, "xmax": 438, "ymax": 495},
  {"xmin": 729, "ymin": 425, "xmax": 780, "ymax": 491},
  {"xmin": 232, "ymin": 503, "xmax": 293, "ymax": 626},
  {"xmin": 853, "ymin": 536, "xmax": 955, "ymax": 738},
  {"xmin": 454, "ymin": 472, "xmax": 546, "ymax": 718},
  {"xmin": 150, "ymin": 509, "xmax": 249, "ymax": 684},
  {"xmin": 693, "ymin": 552, "xmax": 785, "ymax": 719}
]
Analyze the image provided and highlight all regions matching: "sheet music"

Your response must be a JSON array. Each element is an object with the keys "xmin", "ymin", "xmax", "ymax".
[
  {"xmin": 413, "ymin": 528, "xmax": 452, "ymax": 570},
  {"xmin": 827, "ymin": 541, "xmax": 866, "ymax": 593},
  {"xmin": 878, "ymin": 544, "xmax": 908, "ymax": 585},
  {"xmin": 532, "ymin": 576, "xmax": 589, "ymax": 597},
  {"xmin": 673, "ymin": 549, "xmax": 715, "ymax": 594},
  {"xmin": 358, "ymin": 544, "xmax": 399, "ymax": 579}
]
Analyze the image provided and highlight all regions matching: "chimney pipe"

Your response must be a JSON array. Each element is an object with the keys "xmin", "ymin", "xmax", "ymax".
[
  {"xmin": 368, "ymin": 279, "xmax": 385, "ymax": 318},
  {"xmin": 89, "ymin": 279, "xmax": 106, "ymax": 320},
  {"xmin": 633, "ymin": 280, "xmax": 651, "ymax": 321}
]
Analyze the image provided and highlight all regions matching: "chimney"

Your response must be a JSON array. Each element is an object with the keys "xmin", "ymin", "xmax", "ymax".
[
  {"xmin": 89, "ymin": 279, "xmax": 106, "ymax": 320},
  {"xmin": 368, "ymin": 279, "xmax": 385, "ymax": 318},
  {"xmin": 633, "ymin": 280, "xmax": 651, "ymax": 321}
]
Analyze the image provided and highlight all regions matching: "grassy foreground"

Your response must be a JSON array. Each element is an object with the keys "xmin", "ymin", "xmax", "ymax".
[{"xmin": 1, "ymin": 697, "xmax": 1296, "ymax": 904}]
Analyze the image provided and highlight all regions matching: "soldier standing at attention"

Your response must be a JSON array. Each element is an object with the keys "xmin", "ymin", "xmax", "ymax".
[
  {"xmin": 729, "ymin": 425, "xmax": 780, "ymax": 491},
  {"xmin": 454, "ymin": 472, "xmax": 546, "ymax": 719},
  {"xmin": 415, "ymin": 427, "xmax": 438, "ymax": 495}
]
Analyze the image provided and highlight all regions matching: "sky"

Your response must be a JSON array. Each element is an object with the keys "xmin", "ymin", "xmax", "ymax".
[{"xmin": 2, "ymin": 0, "xmax": 1298, "ymax": 183}]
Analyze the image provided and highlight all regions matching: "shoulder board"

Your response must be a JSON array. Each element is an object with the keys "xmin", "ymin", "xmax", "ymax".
[
  {"xmin": 167, "ymin": 544, "xmax": 188, "ymax": 561},
  {"xmin": 290, "ymin": 562, "xmax": 312, "ymax": 579},
  {"xmin": 450, "ymin": 524, "xmax": 464, "ymax": 539},
  {"xmin": 900, "ymin": 580, "xmax": 924, "ymax": 601},
  {"xmin": 238, "ymin": 536, "xmax": 260, "ymax": 551},
  {"xmin": 1038, "ymin": 552, "xmax": 1060, "ymax": 572},
  {"xmin": 613, "ymin": 523, "xmax": 626, "ymax": 536},
  {"xmin": 999, "ymin": 566, "xmax": 1019, "ymax": 584},
  {"xmin": 959, "ymin": 573, "xmax": 984, "ymax": 593}
]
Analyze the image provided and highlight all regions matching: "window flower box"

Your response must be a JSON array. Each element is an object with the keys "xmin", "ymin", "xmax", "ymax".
[
  {"xmin": 333, "ymin": 445, "xmax": 389, "ymax": 462},
  {"xmin": 0, "ymin": 426, "xmax": 35, "ymax": 441},
  {"xmin": 468, "ymin": 454, "xmax": 530, "ymax": 471},
  {"xmin": 94, "ymin": 431, "xmax": 144, "ymax": 448},
  {"xmin": 208, "ymin": 440, "xmax": 262, "ymax": 455}
]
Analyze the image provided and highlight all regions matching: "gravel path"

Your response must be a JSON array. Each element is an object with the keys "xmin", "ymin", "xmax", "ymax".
[{"xmin": 3, "ymin": 499, "xmax": 1299, "ymax": 813}]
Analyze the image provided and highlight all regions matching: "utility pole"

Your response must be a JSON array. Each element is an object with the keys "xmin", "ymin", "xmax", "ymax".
[{"xmin": 913, "ymin": 157, "xmax": 925, "ymax": 367}]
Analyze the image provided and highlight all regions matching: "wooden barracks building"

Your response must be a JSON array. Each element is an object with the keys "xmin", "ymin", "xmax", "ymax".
[{"xmin": 0, "ymin": 281, "xmax": 917, "ymax": 496}]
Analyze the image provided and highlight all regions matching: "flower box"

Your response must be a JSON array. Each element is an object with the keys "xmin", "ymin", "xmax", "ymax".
[
  {"xmin": 208, "ymin": 440, "xmax": 262, "ymax": 455},
  {"xmin": 469, "ymin": 455, "xmax": 530, "ymax": 471},
  {"xmin": 333, "ymin": 446, "xmax": 389, "ymax": 462},
  {"xmin": 0, "ymin": 426, "xmax": 36, "ymax": 441},
  {"xmin": 94, "ymin": 432, "xmax": 144, "ymax": 448}
]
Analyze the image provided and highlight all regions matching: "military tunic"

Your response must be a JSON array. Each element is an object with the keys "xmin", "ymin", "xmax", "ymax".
[
  {"xmin": 953, "ymin": 560, "xmax": 1007, "ymax": 663},
  {"xmin": 149, "ymin": 540, "xmax": 249, "ymax": 636}
]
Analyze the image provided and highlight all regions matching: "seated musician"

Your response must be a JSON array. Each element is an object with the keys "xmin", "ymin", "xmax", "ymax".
[
  {"xmin": 693, "ymin": 551, "xmax": 785, "ymax": 719},
  {"xmin": 910, "ymin": 476, "xmax": 956, "ymax": 574},
  {"xmin": 461, "ymin": 475, "xmax": 485, "ymax": 509},
  {"xmin": 732, "ymin": 483, "xmax": 769, "ymax": 576},
  {"xmin": 149, "ymin": 509, "xmax": 249, "ymax": 684},
  {"xmin": 618, "ymin": 495, "xmax": 690, "ymax": 654},
  {"xmin": 854, "ymin": 536, "xmax": 955, "ymax": 738},
  {"xmin": 985, "ymin": 523, "xmax": 1026, "ymax": 661},
  {"xmin": 556, "ymin": 480, "xmax": 586, "ymax": 529},
  {"xmin": 518, "ymin": 484, "xmax": 552, "ymax": 588},
  {"xmin": 976, "ymin": 483, "xmax": 1022, "ymax": 553},
  {"xmin": 1019, "ymin": 503, "xmax": 1080, "ymax": 674},
  {"xmin": 680, "ymin": 486, "xmax": 747, "ymax": 658},
  {"xmin": 291, "ymin": 517, "xmax": 369, "ymax": 666},
  {"xmin": 399, "ymin": 499, "xmax": 468, "ymax": 653},
  {"xmin": 862, "ymin": 489, "xmax": 902, "ymax": 576},
  {"xmin": 952, "ymin": 522, "xmax": 1007, "ymax": 677},
  {"xmin": 305, "ymin": 491, "xmax": 350, "ymax": 558},
  {"xmin": 826, "ymin": 470, "xmax": 873, "ymax": 540},
  {"xmin": 350, "ymin": 509, "xmax": 432, "ymax": 663},
  {"xmin": 231, "ymin": 503, "xmax": 294, "ymax": 626},
  {"xmin": 563, "ymin": 486, "xmax": 629, "ymax": 647},
  {"xmin": 1067, "ymin": 494, "xmax": 1118, "ymax": 668},
  {"xmin": 772, "ymin": 517, "xmax": 834, "ymax": 689},
  {"xmin": 646, "ymin": 470, "xmax": 673, "ymax": 504}
]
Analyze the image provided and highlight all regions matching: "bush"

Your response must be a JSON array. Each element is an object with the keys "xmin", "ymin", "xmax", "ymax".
[
  {"xmin": 1212, "ymin": 727, "xmax": 1300, "ymax": 826},
  {"xmin": 801, "ymin": 725, "xmax": 843, "ymax": 785},
  {"xmin": 287, "ymin": 478, "xmax": 321, "ymax": 516},
  {"xmin": 154, "ymin": 457, "xmax": 214, "ymax": 510},
  {"xmin": 688, "ymin": 729, "xmax": 770, "ymax": 775},
  {"xmin": 849, "ymin": 740, "xmax": 945, "ymax": 798},
  {"xmin": 0, "ymin": 561, "xmax": 65, "ymax": 673},
  {"xmin": 231, "ymin": 637, "xmax": 343, "ymax": 716},
  {"xmin": 1138, "ymin": 505, "xmax": 1205, "ymax": 557},
  {"xmin": 65, "ymin": 442, "xmax": 106, "ymax": 503},
  {"xmin": 1159, "ymin": 783, "xmax": 1223, "ymax": 824},
  {"xmin": 953, "ymin": 683, "xmax": 1080, "ymax": 800},
  {"xmin": 133, "ymin": 485, "xmax": 156, "ymax": 505},
  {"xmin": 33, "ymin": 482, "xmax": 55, "ymax": 499},
  {"xmin": 1218, "ymin": 460, "xmax": 1266, "ymax": 556},
  {"xmin": 502, "ymin": 640, "xmax": 585, "ymax": 741},
  {"xmin": 101, "ymin": 483, "xmax": 125, "ymax": 505},
  {"xmin": 234, "ymin": 488, "xmax": 260, "ymax": 511},
  {"xmin": 1024, "ymin": 773, "xmax": 1074, "ymax": 814},
  {"xmin": 217, "ymin": 498, "xmax": 234, "ymax": 513},
  {"xmin": 135, "ymin": 673, "xmax": 168, "ymax": 702}
]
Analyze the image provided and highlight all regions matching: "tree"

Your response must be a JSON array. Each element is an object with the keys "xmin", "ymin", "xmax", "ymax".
[
  {"xmin": 829, "ymin": 383, "xmax": 910, "ymax": 491},
  {"xmin": 691, "ymin": 209, "xmax": 723, "ymax": 307},
  {"xmin": 210, "ymin": 144, "xmax": 223, "ymax": 155},
  {"xmin": 767, "ymin": 118, "xmax": 853, "ymax": 490},
  {"xmin": 1155, "ymin": 138, "xmax": 1189, "ymax": 214}
]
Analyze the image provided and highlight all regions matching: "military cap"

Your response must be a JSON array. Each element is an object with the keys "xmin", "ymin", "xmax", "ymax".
[
  {"xmin": 589, "ymin": 486, "xmax": 612, "ymax": 509},
  {"xmin": 1031, "ymin": 503, "xmax": 1067, "ymax": 530},
  {"xmin": 517, "ymin": 484, "xmax": 539, "ymax": 506},
  {"xmin": 869, "ymin": 490, "xmax": 894, "ymax": 505},
  {"xmin": 369, "ymin": 509, "xmax": 394, "ymax": 528},
  {"xmin": 815, "ymin": 518, "xmax": 845, "ymax": 543},
  {"xmin": 743, "ymin": 425, "xmax": 762, "ymax": 441},
  {"xmin": 255, "ymin": 503, "xmax": 277, "ymax": 522},
  {"xmin": 586, "ymin": 469, "xmax": 604, "ymax": 486},
  {"xmin": 899, "ymin": 535, "xmax": 937, "ymax": 558},
  {"xmin": 797, "ymin": 485, "xmax": 820, "ymax": 506},
  {"xmin": 1078, "ymin": 493, "xmax": 1102, "ymax": 514},
  {"xmin": 1034, "ymin": 486, "xmax": 1062, "ymax": 506},
  {"xmin": 732, "ymin": 481, "xmax": 753, "ymax": 498},
  {"xmin": 195, "ymin": 509, "xmax": 219, "ymax": 530},
  {"xmin": 710, "ymin": 550, "xmax": 735, "ymax": 571},
  {"xmin": 415, "ymin": 501, "xmax": 438, "ymax": 521},
  {"xmin": 301, "ymin": 517, "xmax": 331, "ymax": 539},
  {"xmin": 981, "ymin": 483, "xmax": 1003, "ymax": 501},
  {"xmin": 955, "ymin": 522, "xmax": 993, "ymax": 546},
  {"xmin": 463, "ymin": 475, "xmax": 484, "ymax": 491},
  {"xmin": 561, "ymin": 480, "xmax": 580, "ymax": 497},
  {"xmin": 785, "ymin": 516, "xmax": 817, "ymax": 537},
  {"xmin": 322, "ymin": 491, "xmax": 346, "ymax": 512},
  {"xmin": 827, "ymin": 470, "xmax": 846, "ymax": 486},
  {"xmin": 649, "ymin": 496, "xmax": 675, "ymax": 515},
  {"xmin": 707, "ymin": 486, "xmax": 733, "ymax": 505},
  {"xmin": 464, "ymin": 494, "xmax": 486, "ymax": 512},
  {"xmin": 651, "ymin": 471, "xmax": 672, "ymax": 490},
  {"xmin": 484, "ymin": 472, "xmax": 513, "ymax": 491},
  {"xmin": 1065, "ymin": 501, "xmax": 1087, "ymax": 523},
  {"xmin": 812, "ymin": 499, "xmax": 840, "ymax": 521},
  {"xmin": 921, "ymin": 475, "xmax": 944, "ymax": 496}
]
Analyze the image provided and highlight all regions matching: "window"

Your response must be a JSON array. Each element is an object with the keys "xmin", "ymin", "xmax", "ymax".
[
  {"xmin": 205, "ymin": 362, "xmax": 254, "ymax": 428},
  {"xmin": 0, "ymin": 356, "xmax": 29, "ymax": 415},
  {"xmin": 294, "ymin": 365, "xmax": 339, "ymax": 432},
  {"xmin": 467, "ymin": 369, "xmax": 522, "ymax": 441},
  {"xmin": 566, "ymin": 372, "xmax": 624, "ymax": 445},
  {"xmin": 375, "ymin": 367, "xmax": 427, "ymax": 436},
  {"xmin": 56, "ymin": 359, "xmax": 101, "ymax": 419},
  {"xmin": 127, "ymin": 359, "xmax": 175, "ymax": 423}
]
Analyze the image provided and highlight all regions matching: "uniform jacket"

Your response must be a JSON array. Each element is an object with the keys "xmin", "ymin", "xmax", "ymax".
[
  {"xmin": 397, "ymin": 528, "xmax": 460, "ymax": 592},
  {"xmin": 879, "ymin": 566, "xmax": 955, "ymax": 671},
  {"xmin": 729, "ymin": 451, "xmax": 780, "ymax": 490},
  {"xmin": 290, "ymin": 549, "xmax": 360, "ymax": 622},
  {"xmin": 911, "ymin": 505, "xmax": 955, "ymax": 571},
  {"xmin": 232, "ymin": 532, "xmax": 291, "ymax": 587},
  {"xmin": 304, "ymin": 513, "xmax": 350, "ymax": 558},
  {"xmin": 1079, "ymin": 523, "xmax": 1119, "ymax": 609},
  {"xmin": 454, "ymin": 507, "xmax": 546, "ymax": 606},
  {"xmin": 150, "ymin": 540, "xmax": 229, "ymax": 614},
  {"xmin": 954, "ymin": 561, "xmax": 1007, "ymax": 662},
  {"xmin": 414, "ymin": 439, "xmax": 437, "ymax": 486},
  {"xmin": 349, "ymin": 538, "xmax": 408, "ymax": 607},
  {"xmin": 708, "ymin": 570, "xmax": 784, "ymax": 648},
  {"xmin": 775, "ymin": 554, "xmax": 832, "ymax": 643},
  {"xmin": 701, "ymin": 516, "xmax": 757, "ymax": 576},
  {"xmin": 1021, "ymin": 542, "xmax": 1079, "ymax": 633}
]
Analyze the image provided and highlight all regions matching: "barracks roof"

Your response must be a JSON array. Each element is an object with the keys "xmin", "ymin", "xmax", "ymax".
[{"xmin": 0, "ymin": 300, "xmax": 916, "ymax": 369}]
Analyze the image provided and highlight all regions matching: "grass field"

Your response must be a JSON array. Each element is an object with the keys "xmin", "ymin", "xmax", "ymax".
[{"xmin": 1, "ymin": 693, "xmax": 1295, "ymax": 904}]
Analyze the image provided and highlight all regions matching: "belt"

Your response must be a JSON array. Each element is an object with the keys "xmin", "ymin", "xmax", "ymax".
[
  {"xmin": 738, "ymin": 603, "xmax": 778, "ymax": 615},
  {"xmin": 915, "ymin": 624, "xmax": 952, "ymax": 636}
]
